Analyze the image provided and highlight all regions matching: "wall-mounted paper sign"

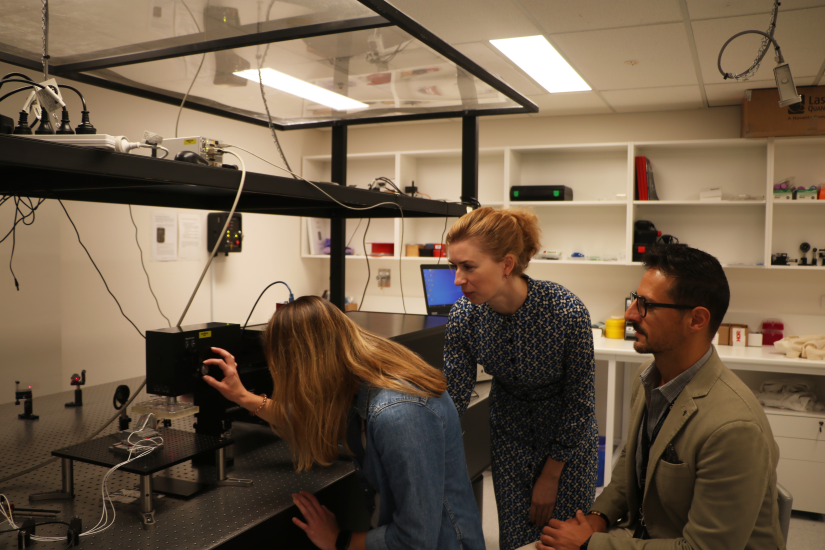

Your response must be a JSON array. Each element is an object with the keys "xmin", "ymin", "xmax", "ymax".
[{"xmin": 152, "ymin": 212, "xmax": 178, "ymax": 261}]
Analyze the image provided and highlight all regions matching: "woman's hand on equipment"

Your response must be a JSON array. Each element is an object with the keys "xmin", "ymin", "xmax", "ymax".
[
  {"xmin": 202, "ymin": 347, "xmax": 249, "ymax": 405},
  {"xmin": 292, "ymin": 491, "xmax": 339, "ymax": 550}
]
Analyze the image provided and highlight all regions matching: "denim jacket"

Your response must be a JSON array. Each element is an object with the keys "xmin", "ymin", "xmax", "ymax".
[{"xmin": 346, "ymin": 383, "xmax": 485, "ymax": 550}]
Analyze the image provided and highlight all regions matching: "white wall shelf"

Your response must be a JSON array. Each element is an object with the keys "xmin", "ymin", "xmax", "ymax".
[
  {"xmin": 633, "ymin": 200, "xmax": 766, "ymax": 206},
  {"xmin": 515, "ymin": 201, "xmax": 626, "ymax": 207},
  {"xmin": 303, "ymin": 137, "xmax": 824, "ymax": 268}
]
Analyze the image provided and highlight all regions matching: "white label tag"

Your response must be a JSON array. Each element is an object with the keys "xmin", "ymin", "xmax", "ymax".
[{"xmin": 35, "ymin": 78, "xmax": 63, "ymax": 117}]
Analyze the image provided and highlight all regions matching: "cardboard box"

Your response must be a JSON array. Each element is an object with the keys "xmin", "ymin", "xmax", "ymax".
[
  {"xmin": 716, "ymin": 324, "xmax": 731, "ymax": 345},
  {"xmin": 405, "ymin": 244, "xmax": 420, "ymax": 257},
  {"xmin": 730, "ymin": 324, "xmax": 749, "ymax": 347},
  {"xmin": 742, "ymin": 86, "xmax": 825, "ymax": 138}
]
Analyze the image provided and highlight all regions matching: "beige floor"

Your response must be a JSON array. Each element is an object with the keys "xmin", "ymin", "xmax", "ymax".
[{"xmin": 479, "ymin": 467, "xmax": 825, "ymax": 550}]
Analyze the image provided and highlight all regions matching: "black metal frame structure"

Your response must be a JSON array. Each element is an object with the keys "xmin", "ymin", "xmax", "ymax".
[
  {"xmin": 1, "ymin": 0, "xmax": 534, "ymax": 309},
  {"xmin": 0, "ymin": 0, "xmax": 537, "ymax": 130}
]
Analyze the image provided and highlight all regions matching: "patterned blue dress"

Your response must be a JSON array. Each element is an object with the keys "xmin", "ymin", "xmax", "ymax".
[{"xmin": 444, "ymin": 276, "xmax": 598, "ymax": 550}]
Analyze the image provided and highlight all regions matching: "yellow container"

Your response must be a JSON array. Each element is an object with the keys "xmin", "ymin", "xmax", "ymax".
[
  {"xmin": 605, "ymin": 317, "xmax": 625, "ymax": 339},
  {"xmin": 605, "ymin": 328, "xmax": 625, "ymax": 339}
]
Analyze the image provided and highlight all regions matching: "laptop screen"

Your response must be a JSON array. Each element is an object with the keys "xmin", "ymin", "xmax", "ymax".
[{"xmin": 421, "ymin": 264, "xmax": 463, "ymax": 315}]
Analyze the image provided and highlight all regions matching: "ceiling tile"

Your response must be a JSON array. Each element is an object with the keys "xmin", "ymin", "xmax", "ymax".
[
  {"xmin": 520, "ymin": 0, "xmax": 682, "ymax": 33},
  {"xmin": 692, "ymin": 7, "xmax": 825, "ymax": 84},
  {"xmin": 600, "ymin": 86, "xmax": 704, "ymax": 112},
  {"xmin": 527, "ymin": 92, "xmax": 613, "ymax": 116},
  {"xmin": 552, "ymin": 23, "xmax": 697, "ymax": 90},
  {"xmin": 387, "ymin": 0, "xmax": 539, "ymax": 44},
  {"xmin": 686, "ymin": 0, "xmax": 825, "ymax": 20}
]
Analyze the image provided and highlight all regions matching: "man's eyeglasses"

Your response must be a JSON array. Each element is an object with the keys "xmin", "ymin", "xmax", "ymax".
[{"xmin": 629, "ymin": 291, "xmax": 698, "ymax": 318}]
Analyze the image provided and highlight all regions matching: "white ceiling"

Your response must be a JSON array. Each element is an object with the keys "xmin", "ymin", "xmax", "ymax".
[{"xmin": 390, "ymin": 0, "xmax": 825, "ymax": 116}]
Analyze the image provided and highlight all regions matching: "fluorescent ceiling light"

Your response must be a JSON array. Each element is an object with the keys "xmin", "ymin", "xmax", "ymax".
[
  {"xmin": 234, "ymin": 68, "xmax": 368, "ymax": 111},
  {"xmin": 490, "ymin": 35, "xmax": 590, "ymax": 93}
]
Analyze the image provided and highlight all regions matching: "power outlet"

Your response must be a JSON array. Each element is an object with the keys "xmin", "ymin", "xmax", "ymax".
[{"xmin": 377, "ymin": 269, "xmax": 391, "ymax": 289}]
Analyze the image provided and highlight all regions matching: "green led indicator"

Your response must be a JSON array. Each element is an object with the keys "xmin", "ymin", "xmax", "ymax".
[
  {"xmin": 553, "ymin": 190, "xmax": 560, "ymax": 197},
  {"xmin": 513, "ymin": 190, "xmax": 519, "ymax": 197}
]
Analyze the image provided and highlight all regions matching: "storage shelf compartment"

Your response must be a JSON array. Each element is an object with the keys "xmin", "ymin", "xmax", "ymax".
[
  {"xmin": 770, "ymin": 204, "xmax": 825, "ymax": 263},
  {"xmin": 633, "ymin": 204, "xmax": 765, "ymax": 266},
  {"xmin": 773, "ymin": 137, "xmax": 825, "ymax": 190},
  {"xmin": 537, "ymin": 205, "xmax": 627, "ymax": 262},
  {"xmin": 633, "ymin": 141, "xmax": 768, "ymax": 201},
  {"xmin": 509, "ymin": 145, "xmax": 629, "ymax": 202}
]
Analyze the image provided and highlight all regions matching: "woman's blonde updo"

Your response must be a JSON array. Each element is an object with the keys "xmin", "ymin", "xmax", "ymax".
[{"xmin": 446, "ymin": 207, "xmax": 541, "ymax": 277}]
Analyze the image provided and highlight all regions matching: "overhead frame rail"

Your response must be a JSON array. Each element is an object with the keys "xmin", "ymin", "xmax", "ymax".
[{"xmin": 0, "ymin": 0, "xmax": 537, "ymax": 130}]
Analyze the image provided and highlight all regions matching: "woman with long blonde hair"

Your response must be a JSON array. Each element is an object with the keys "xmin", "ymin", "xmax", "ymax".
[{"xmin": 203, "ymin": 295, "xmax": 484, "ymax": 550}]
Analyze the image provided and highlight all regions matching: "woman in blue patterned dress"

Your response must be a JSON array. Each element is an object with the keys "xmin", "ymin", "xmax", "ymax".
[{"xmin": 443, "ymin": 207, "xmax": 598, "ymax": 550}]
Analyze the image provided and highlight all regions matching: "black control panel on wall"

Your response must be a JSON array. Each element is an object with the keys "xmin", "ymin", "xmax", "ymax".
[{"xmin": 207, "ymin": 212, "xmax": 243, "ymax": 254}]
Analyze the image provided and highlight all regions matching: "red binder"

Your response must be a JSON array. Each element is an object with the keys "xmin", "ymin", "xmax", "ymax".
[{"xmin": 635, "ymin": 156, "xmax": 648, "ymax": 200}]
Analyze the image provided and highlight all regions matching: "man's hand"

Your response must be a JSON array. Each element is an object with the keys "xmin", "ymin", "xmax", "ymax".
[
  {"xmin": 531, "ymin": 457, "xmax": 564, "ymax": 528},
  {"xmin": 537, "ymin": 510, "xmax": 594, "ymax": 550},
  {"xmin": 292, "ymin": 491, "xmax": 340, "ymax": 550}
]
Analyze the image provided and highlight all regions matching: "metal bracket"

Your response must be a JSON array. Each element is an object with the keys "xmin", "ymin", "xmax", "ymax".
[{"xmin": 215, "ymin": 447, "xmax": 253, "ymax": 488}]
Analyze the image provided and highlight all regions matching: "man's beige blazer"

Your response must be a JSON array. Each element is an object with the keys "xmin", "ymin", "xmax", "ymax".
[{"xmin": 589, "ymin": 348, "xmax": 785, "ymax": 550}]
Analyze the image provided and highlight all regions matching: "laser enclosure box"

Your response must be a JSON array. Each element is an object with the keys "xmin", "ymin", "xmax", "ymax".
[
  {"xmin": 146, "ymin": 323, "xmax": 240, "ymax": 397},
  {"xmin": 510, "ymin": 185, "xmax": 573, "ymax": 201}
]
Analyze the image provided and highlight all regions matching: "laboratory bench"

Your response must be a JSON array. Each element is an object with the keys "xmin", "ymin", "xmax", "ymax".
[{"xmin": 1, "ymin": 373, "xmax": 491, "ymax": 549}]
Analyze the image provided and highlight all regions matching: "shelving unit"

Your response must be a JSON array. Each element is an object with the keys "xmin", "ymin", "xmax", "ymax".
[{"xmin": 304, "ymin": 136, "xmax": 825, "ymax": 269}]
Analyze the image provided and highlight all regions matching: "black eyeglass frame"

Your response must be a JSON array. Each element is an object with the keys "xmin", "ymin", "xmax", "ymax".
[{"xmin": 629, "ymin": 291, "xmax": 698, "ymax": 318}]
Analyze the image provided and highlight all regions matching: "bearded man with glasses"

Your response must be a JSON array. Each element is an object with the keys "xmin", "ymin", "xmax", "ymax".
[{"xmin": 534, "ymin": 245, "xmax": 785, "ymax": 550}]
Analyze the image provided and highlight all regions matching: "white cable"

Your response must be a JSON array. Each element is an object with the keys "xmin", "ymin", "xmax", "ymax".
[
  {"xmin": 176, "ymin": 149, "xmax": 246, "ymax": 327},
  {"xmin": 221, "ymin": 144, "xmax": 423, "ymax": 215},
  {"xmin": 0, "ymin": 426, "xmax": 164, "ymax": 542},
  {"xmin": 221, "ymin": 144, "xmax": 414, "ymax": 312}
]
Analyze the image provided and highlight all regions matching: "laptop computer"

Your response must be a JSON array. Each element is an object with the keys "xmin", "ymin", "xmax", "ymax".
[{"xmin": 420, "ymin": 264, "xmax": 464, "ymax": 315}]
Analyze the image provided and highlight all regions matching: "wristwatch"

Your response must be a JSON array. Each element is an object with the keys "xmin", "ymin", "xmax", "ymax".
[
  {"xmin": 580, "ymin": 535, "xmax": 592, "ymax": 549},
  {"xmin": 335, "ymin": 529, "xmax": 352, "ymax": 550},
  {"xmin": 587, "ymin": 510, "xmax": 609, "ymax": 527}
]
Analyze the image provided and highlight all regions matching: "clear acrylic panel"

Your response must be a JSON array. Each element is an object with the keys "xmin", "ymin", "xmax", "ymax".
[
  {"xmin": 80, "ymin": 26, "xmax": 522, "ymax": 126},
  {"xmin": 0, "ymin": 0, "xmax": 374, "ymax": 64}
]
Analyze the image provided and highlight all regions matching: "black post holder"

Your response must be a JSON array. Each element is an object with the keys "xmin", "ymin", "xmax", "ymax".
[{"xmin": 65, "ymin": 370, "xmax": 86, "ymax": 407}]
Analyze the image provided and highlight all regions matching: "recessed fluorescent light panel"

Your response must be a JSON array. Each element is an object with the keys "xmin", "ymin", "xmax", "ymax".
[
  {"xmin": 234, "ymin": 68, "xmax": 369, "ymax": 111},
  {"xmin": 490, "ymin": 35, "xmax": 590, "ymax": 93}
]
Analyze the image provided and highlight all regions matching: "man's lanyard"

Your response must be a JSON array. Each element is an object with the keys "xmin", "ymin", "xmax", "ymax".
[{"xmin": 635, "ymin": 401, "xmax": 674, "ymax": 539}]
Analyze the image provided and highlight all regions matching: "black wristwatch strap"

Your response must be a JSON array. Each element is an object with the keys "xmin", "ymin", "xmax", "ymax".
[
  {"xmin": 335, "ymin": 529, "xmax": 352, "ymax": 550},
  {"xmin": 587, "ymin": 510, "xmax": 610, "ymax": 527},
  {"xmin": 581, "ymin": 534, "xmax": 592, "ymax": 549}
]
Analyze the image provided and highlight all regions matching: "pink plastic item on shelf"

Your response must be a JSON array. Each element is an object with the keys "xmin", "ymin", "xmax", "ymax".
[{"xmin": 761, "ymin": 319, "xmax": 784, "ymax": 346}]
